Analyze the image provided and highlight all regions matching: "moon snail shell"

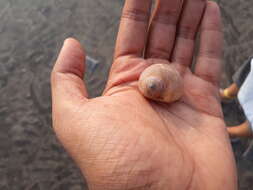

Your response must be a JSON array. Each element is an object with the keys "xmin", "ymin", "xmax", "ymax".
[{"xmin": 138, "ymin": 64, "xmax": 184, "ymax": 103}]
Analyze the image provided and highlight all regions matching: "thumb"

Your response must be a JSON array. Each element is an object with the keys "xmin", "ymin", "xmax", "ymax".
[{"xmin": 51, "ymin": 38, "xmax": 88, "ymax": 108}]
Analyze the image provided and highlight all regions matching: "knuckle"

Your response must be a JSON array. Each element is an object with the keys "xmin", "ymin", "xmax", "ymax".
[
  {"xmin": 199, "ymin": 73, "xmax": 219, "ymax": 85},
  {"xmin": 147, "ymin": 48, "xmax": 171, "ymax": 59},
  {"xmin": 152, "ymin": 11, "xmax": 179, "ymax": 25},
  {"xmin": 177, "ymin": 25, "xmax": 196, "ymax": 39},
  {"xmin": 198, "ymin": 50, "xmax": 221, "ymax": 59},
  {"xmin": 121, "ymin": 8, "xmax": 149, "ymax": 22},
  {"xmin": 172, "ymin": 54, "xmax": 191, "ymax": 66}
]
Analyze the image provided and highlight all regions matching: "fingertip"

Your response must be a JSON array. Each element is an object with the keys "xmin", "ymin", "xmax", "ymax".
[
  {"xmin": 202, "ymin": 1, "xmax": 222, "ymax": 30},
  {"xmin": 207, "ymin": 1, "xmax": 219, "ymax": 9},
  {"xmin": 53, "ymin": 38, "xmax": 86, "ymax": 78},
  {"xmin": 64, "ymin": 37, "xmax": 76, "ymax": 44},
  {"xmin": 63, "ymin": 37, "xmax": 86, "ymax": 61},
  {"xmin": 64, "ymin": 37, "xmax": 86, "ymax": 51},
  {"xmin": 206, "ymin": 1, "xmax": 220, "ymax": 14}
]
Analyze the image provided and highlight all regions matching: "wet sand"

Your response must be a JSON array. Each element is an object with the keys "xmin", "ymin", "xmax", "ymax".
[{"xmin": 0, "ymin": 0, "xmax": 252, "ymax": 189}]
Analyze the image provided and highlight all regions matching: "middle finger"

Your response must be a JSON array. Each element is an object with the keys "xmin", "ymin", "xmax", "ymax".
[{"xmin": 145, "ymin": 0, "xmax": 184, "ymax": 60}]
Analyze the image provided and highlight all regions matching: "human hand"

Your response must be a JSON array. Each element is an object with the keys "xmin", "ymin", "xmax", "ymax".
[{"xmin": 51, "ymin": 0, "xmax": 237, "ymax": 190}]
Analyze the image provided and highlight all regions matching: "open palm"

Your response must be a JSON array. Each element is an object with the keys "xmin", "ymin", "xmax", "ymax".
[{"xmin": 51, "ymin": 0, "xmax": 237, "ymax": 189}]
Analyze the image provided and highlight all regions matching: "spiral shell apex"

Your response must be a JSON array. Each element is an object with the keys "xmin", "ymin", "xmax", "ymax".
[{"xmin": 138, "ymin": 64, "xmax": 183, "ymax": 103}]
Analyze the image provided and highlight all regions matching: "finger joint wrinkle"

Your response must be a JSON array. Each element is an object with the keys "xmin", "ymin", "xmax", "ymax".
[
  {"xmin": 122, "ymin": 9, "xmax": 150, "ymax": 22},
  {"xmin": 177, "ymin": 25, "xmax": 197, "ymax": 40},
  {"xmin": 152, "ymin": 12, "xmax": 178, "ymax": 25}
]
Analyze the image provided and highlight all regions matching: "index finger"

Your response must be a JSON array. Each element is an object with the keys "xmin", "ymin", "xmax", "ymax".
[{"xmin": 114, "ymin": 0, "xmax": 152, "ymax": 59}]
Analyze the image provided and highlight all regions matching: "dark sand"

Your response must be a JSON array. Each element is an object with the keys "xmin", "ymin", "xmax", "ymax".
[{"xmin": 0, "ymin": 0, "xmax": 252, "ymax": 189}]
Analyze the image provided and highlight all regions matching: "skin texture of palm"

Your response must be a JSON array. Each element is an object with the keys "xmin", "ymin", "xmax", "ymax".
[
  {"xmin": 51, "ymin": 0, "xmax": 238, "ymax": 189},
  {"xmin": 52, "ymin": 57, "xmax": 236, "ymax": 190}
]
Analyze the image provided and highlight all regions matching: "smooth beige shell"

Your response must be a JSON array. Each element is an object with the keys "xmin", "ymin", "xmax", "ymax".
[{"xmin": 138, "ymin": 64, "xmax": 183, "ymax": 103}]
